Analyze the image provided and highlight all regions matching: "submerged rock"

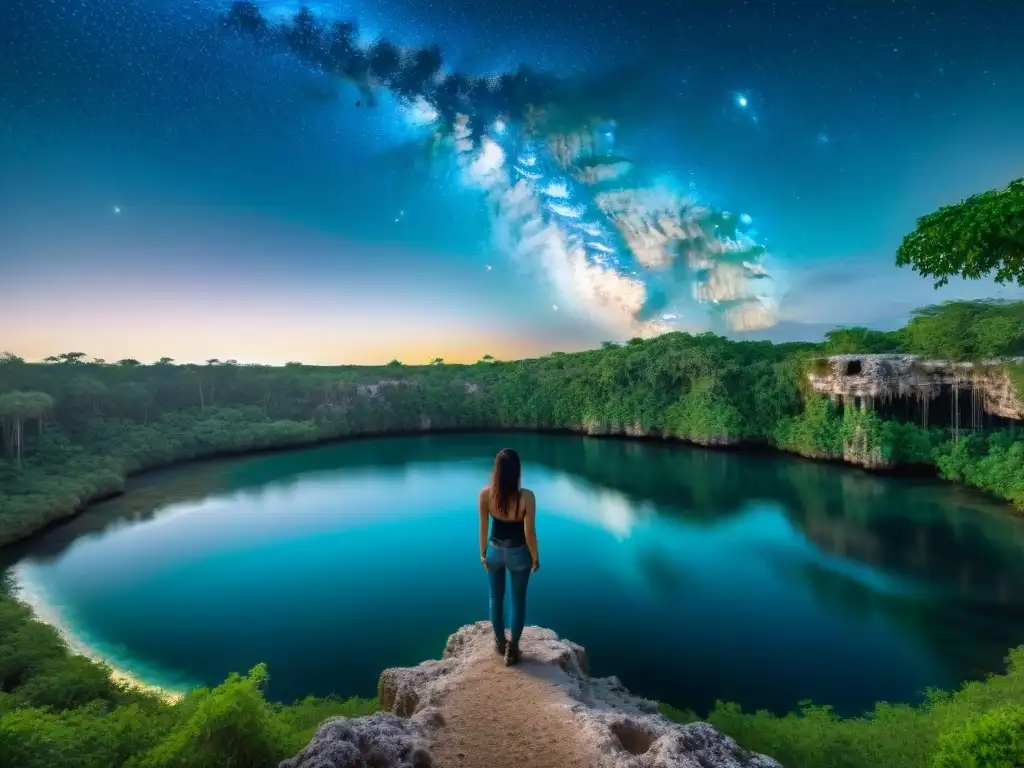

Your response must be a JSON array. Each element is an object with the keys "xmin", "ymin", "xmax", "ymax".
[{"xmin": 284, "ymin": 622, "xmax": 782, "ymax": 768}]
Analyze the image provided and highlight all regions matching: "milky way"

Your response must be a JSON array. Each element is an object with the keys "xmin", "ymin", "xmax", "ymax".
[
  {"xmin": 224, "ymin": 1, "xmax": 779, "ymax": 336},
  {"xmin": 5, "ymin": 0, "xmax": 1024, "ymax": 357}
]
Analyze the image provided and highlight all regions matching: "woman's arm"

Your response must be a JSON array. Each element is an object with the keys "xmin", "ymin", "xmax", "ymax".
[
  {"xmin": 478, "ymin": 488, "xmax": 490, "ymax": 565},
  {"xmin": 523, "ymin": 489, "xmax": 540, "ymax": 570}
]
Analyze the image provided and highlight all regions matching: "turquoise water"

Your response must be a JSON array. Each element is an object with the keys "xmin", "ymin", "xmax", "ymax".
[{"xmin": 8, "ymin": 433, "xmax": 1024, "ymax": 716}]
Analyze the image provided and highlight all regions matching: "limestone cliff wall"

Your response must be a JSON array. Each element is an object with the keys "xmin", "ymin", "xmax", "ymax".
[
  {"xmin": 806, "ymin": 354, "xmax": 1024, "ymax": 421},
  {"xmin": 573, "ymin": 419, "xmax": 740, "ymax": 448}
]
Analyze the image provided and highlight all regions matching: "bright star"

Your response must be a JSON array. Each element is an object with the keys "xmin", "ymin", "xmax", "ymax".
[
  {"xmin": 113, "ymin": 206, "xmax": 121, "ymax": 214},
  {"xmin": 485, "ymin": 264, "xmax": 492, "ymax": 272},
  {"xmin": 736, "ymin": 94, "xmax": 748, "ymax": 108}
]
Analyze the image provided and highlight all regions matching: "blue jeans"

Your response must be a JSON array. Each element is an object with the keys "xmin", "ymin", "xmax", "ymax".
[{"xmin": 485, "ymin": 539, "xmax": 532, "ymax": 644}]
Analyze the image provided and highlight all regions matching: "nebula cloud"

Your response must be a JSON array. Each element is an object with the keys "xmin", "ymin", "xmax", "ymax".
[{"xmin": 222, "ymin": 2, "xmax": 781, "ymax": 335}]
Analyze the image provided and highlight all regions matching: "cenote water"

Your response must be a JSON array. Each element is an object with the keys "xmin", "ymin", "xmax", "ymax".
[{"xmin": 6, "ymin": 433, "xmax": 1024, "ymax": 716}]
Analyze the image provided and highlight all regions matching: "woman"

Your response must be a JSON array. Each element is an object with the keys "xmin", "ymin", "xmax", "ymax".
[{"xmin": 478, "ymin": 448, "xmax": 540, "ymax": 666}]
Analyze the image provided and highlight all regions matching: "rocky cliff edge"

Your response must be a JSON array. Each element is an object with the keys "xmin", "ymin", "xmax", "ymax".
[{"xmin": 281, "ymin": 622, "xmax": 782, "ymax": 768}]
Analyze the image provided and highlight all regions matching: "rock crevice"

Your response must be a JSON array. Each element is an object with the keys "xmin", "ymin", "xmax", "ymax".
[{"xmin": 283, "ymin": 622, "xmax": 782, "ymax": 768}]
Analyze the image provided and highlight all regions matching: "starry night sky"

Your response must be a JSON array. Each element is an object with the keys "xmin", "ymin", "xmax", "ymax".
[{"xmin": 2, "ymin": 0, "xmax": 1023, "ymax": 364}]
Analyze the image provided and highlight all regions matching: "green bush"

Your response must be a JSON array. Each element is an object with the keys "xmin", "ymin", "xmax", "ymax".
[
  {"xmin": 900, "ymin": 301, "xmax": 1024, "ymax": 360},
  {"xmin": 936, "ymin": 433, "xmax": 1024, "ymax": 508},
  {"xmin": 1008, "ymin": 363, "xmax": 1024, "ymax": 403},
  {"xmin": 880, "ymin": 421, "xmax": 944, "ymax": 465},
  {"xmin": 933, "ymin": 704, "xmax": 1024, "ymax": 768},
  {"xmin": 135, "ymin": 665, "xmax": 288, "ymax": 768},
  {"xmin": 10, "ymin": 655, "xmax": 121, "ymax": 711},
  {"xmin": 773, "ymin": 394, "xmax": 844, "ymax": 458},
  {"xmin": 0, "ymin": 702, "xmax": 165, "ymax": 768},
  {"xmin": 665, "ymin": 376, "xmax": 745, "ymax": 440},
  {"xmin": 656, "ymin": 648, "xmax": 1024, "ymax": 768}
]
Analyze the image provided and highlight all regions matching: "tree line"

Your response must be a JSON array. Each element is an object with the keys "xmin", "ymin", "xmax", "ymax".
[{"xmin": 0, "ymin": 299, "xmax": 1022, "ymax": 548}]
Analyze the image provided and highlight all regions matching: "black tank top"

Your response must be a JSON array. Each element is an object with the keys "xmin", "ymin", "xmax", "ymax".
[{"xmin": 490, "ymin": 496, "xmax": 527, "ymax": 546}]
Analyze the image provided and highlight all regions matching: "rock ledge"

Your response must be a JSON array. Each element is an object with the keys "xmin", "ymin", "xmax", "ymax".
[{"xmin": 282, "ymin": 622, "xmax": 782, "ymax": 768}]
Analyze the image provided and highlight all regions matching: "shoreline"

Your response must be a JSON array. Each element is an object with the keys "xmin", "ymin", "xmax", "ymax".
[
  {"xmin": 10, "ymin": 566, "xmax": 188, "ymax": 704},
  {"xmin": 2, "ymin": 427, "xmax": 1016, "ymax": 705},
  {"xmin": 5, "ymin": 422, "xmax": 992, "ymax": 551},
  {"xmin": 3, "ymin": 425, "xmax": 1022, "ymax": 734}
]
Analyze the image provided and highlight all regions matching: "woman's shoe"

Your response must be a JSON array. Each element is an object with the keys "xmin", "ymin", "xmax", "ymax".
[
  {"xmin": 495, "ymin": 637, "xmax": 507, "ymax": 656},
  {"xmin": 504, "ymin": 640, "xmax": 521, "ymax": 666}
]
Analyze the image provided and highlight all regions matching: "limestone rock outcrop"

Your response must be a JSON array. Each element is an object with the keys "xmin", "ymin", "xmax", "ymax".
[
  {"xmin": 573, "ymin": 418, "xmax": 741, "ymax": 447},
  {"xmin": 806, "ymin": 354, "xmax": 1024, "ymax": 422},
  {"xmin": 280, "ymin": 713, "xmax": 434, "ymax": 768},
  {"xmin": 283, "ymin": 622, "xmax": 782, "ymax": 768}
]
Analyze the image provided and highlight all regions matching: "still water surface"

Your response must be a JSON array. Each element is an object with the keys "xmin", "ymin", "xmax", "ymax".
[{"xmin": 7, "ymin": 433, "xmax": 1024, "ymax": 715}]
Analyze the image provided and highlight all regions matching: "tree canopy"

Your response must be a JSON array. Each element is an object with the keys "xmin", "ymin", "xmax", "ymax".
[
  {"xmin": 900, "ymin": 300, "xmax": 1024, "ymax": 359},
  {"xmin": 896, "ymin": 177, "xmax": 1024, "ymax": 287}
]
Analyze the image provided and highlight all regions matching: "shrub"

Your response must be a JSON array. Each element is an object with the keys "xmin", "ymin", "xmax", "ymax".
[
  {"xmin": 933, "ymin": 704, "xmax": 1024, "ymax": 768},
  {"xmin": 134, "ymin": 665, "xmax": 289, "ymax": 768}
]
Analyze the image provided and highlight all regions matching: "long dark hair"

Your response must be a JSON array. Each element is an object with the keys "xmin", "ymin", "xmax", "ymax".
[{"xmin": 489, "ymin": 448, "xmax": 523, "ymax": 521}]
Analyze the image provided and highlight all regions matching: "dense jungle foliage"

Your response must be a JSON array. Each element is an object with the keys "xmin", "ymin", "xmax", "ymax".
[
  {"xmin": 1, "ymin": 299, "xmax": 1022, "ymax": 548},
  {"xmin": 1, "ymin": 298, "xmax": 1023, "ymax": 768}
]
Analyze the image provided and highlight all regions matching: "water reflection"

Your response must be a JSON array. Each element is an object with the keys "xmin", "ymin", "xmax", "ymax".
[
  {"xmin": 635, "ymin": 544, "xmax": 697, "ymax": 598},
  {"xmin": 7, "ymin": 432, "xmax": 1024, "ymax": 713},
  {"xmin": 13, "ymin": 433, "xmax": 1024, "ymax": 606}
]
